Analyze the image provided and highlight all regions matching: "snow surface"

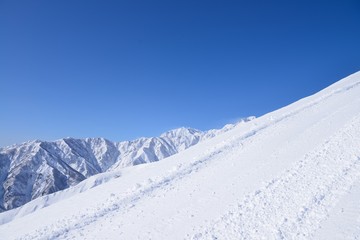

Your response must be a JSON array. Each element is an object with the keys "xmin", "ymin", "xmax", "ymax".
[{"xmin": 1, "ymin": 71, "xmax": 360, "ymax": 239}]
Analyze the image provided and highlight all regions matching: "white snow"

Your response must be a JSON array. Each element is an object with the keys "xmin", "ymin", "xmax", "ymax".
[{"xmin": 1, "ymin": 71, "xmax": 360, "ymax": 239}]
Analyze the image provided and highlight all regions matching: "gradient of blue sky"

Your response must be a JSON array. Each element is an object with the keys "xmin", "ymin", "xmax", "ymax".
[{"xmin": 1, "ymin": 0, "xmax": 360, "ymax": 146}]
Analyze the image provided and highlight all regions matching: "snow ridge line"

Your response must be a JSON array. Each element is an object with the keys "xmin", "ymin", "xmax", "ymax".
[
  {"xmin": 193, "ymin": 114, "xmax": 360, "ymax": 240},
  {"xmin": 268, "ymin": 79, "xmax": 360, "ymax": 125},
  {"xmin": 13, "ymin": 78, "xmax": 360, "ymax": 239}
]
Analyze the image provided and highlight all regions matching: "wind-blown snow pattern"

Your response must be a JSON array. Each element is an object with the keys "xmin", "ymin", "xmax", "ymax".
[
  {"xmin": 0, "ymin": 119, "xmax": 252, "ymax": 213},
  {"xmin": 1, "ymin": 71, "xmax": 360, "ymax": 239}
]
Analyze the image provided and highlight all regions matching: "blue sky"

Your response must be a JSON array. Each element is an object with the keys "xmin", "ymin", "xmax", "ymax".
[{"xmin": 1, "ymin": 1, "xmax": 360, "ymax": 147}]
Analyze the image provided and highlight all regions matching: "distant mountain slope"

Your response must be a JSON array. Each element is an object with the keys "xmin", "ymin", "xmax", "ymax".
[{"xmin": 0, "ymin": 118, "xmax": 254, "ymax": 212}]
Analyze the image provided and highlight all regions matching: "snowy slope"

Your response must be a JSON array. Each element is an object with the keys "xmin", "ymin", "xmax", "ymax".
[
  {"xmin": 1, "ymin": 71, "xmax": 360, "ymax": 239},
  {"xmin": 0, "ymin": 119, "xmax": 252, "ymax": 212}
]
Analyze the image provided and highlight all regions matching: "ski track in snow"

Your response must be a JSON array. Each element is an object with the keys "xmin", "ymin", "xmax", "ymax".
[
  {"xmin": 2, "ymin": 73, "xmax": 360, "ymax": 239},
  {"xmin": 192, "ymin": 114, "xmax": 360, "ymax": 240}
]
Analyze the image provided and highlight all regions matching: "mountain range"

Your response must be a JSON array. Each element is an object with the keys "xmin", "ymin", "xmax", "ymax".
[{"xmin": 0, "ymin": 117, "xmax": 254, "ymax": 212}]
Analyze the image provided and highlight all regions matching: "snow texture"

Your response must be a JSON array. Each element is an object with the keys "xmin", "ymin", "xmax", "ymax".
[{"xmin": 1, "ymin": 71, "xmax": 360, "ymax": 239}]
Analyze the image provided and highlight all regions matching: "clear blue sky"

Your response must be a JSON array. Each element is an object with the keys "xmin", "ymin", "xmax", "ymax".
[{"xmin": 1, "ymin": 0, "xmax": 360, "ymax": 147}]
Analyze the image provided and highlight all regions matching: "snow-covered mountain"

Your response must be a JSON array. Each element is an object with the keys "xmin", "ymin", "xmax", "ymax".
[
  {"xmin": 0, "ymin": 118, "xmax": 253, "ymax": 212},
  {"xmin": 1, "ymin": 71, "xmax": 360, "ymax": 239}
]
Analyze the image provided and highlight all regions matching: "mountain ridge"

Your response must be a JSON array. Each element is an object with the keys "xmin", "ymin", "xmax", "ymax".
[{"xmin": 0, "ymin": 117, "xmax": 255, "ymax": 212}]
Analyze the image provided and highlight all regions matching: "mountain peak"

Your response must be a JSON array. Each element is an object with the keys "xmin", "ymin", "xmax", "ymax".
[{"xmin": 160, "ymin": 127, "xmax": 202, "ymax": 139}]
